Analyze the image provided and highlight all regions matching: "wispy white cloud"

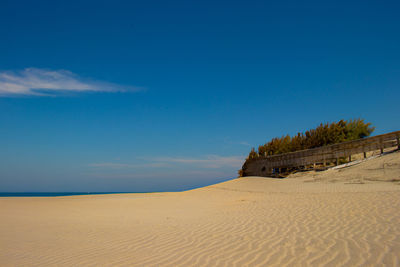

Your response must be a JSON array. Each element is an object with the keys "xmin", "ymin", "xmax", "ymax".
[
  {"xmin": 88, "ymin": 162, "xmax": 169, "ymax": 169},
  {"xmin": 89, "ymin": 155, "xmax": 244, "ymax": 170},
  {"xmin": 150, "ymin": 155, "xmax": 244, "ymax": 169},
  {"xmin": 85, "ymin": 170, "xmax": 231, "ymax": 179},
  {"xmin": 0, "ymin": 68, "xmax": 140, "ymax": 96},
  {"xmin": 88, "ymin": 163, "xmax": 134, "ymax": 169},
  {"xmin": 222, "ymin": 137, "xmax": 251, "ymax": 147},
  {"xmin": 238, "ymin": 141, "xmax": 251, "ymax": 146}
]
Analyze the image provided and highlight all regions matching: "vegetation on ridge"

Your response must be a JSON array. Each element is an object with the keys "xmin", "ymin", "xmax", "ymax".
[{"xmin": 246, "ymin": 119, "xmax": 374, "ymax": 161}]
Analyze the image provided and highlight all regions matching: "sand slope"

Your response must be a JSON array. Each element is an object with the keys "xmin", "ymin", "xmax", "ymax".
[{"xmin": 1, "ymin": 151, "xmax": 400, "ymax": 266}]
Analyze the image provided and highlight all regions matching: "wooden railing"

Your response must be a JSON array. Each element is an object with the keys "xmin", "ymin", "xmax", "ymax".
[{"xmin": 242, "ymin": 130, "xmax": 400, "ymax": 177}]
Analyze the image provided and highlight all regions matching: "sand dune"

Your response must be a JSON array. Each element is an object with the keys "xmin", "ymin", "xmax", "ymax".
[{"xmin": 1, "ymin": 151, "xmax": 400, "ymax": 266}]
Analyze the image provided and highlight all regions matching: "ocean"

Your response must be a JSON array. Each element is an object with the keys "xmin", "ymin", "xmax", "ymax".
[{"xmin": 0, "ymin": 192, "xmax": 134, "ymax": 197}]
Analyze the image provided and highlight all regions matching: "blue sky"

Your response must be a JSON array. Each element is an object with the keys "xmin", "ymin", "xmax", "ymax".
[{"xmin": 0, "ymin": 0, "xmax": 399, "ymax": 192}]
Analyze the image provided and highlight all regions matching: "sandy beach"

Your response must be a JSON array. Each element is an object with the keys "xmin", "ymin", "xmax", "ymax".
[{"xmin": 1, "ymin": 151, "xmax": 400, "ymax": 266}]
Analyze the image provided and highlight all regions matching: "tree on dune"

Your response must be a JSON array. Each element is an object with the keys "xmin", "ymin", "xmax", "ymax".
[{"xmin": 245, "ymin": 119, "xmax": 374, "ymax": 164}]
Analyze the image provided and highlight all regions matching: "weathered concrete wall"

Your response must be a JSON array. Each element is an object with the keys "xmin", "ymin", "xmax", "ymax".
[{"xmin": 242, "ymin": 130, "xmax": 400, "ymax": 177}]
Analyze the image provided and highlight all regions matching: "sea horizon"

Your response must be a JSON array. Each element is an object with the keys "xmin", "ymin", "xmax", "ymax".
[{"xmin": 0, "ymin": 192, "xmax": 141, "ymax": 197}]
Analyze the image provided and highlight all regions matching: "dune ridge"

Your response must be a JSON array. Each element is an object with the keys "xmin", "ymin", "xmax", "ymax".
[{"xmin": 1, "ymin": 151, "xmax": 400, "ymax": 266}]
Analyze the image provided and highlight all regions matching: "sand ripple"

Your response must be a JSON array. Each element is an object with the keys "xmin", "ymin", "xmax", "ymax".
[{"xmin": 1, "ymin": 152, "xmax": 400, "ymax": 266}]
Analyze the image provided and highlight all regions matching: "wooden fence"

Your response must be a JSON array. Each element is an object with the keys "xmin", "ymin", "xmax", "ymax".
[{"xmin": 242, "ymin": 130, "xmax": 400, "ymax": 177}]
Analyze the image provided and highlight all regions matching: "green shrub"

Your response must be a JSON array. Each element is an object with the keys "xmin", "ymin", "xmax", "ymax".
[{"xmin": 246, "ymin": 119, "xmax": 374, "ymax": 161}]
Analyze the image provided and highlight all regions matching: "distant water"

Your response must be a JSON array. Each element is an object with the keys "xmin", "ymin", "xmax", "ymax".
[
  {"xmin": 0, "ymin": 177, "xmax": 236, "ymax": 197},
  {"xmin": 0, "ymin": 192, "xmax": 134, "ymax": 197}
]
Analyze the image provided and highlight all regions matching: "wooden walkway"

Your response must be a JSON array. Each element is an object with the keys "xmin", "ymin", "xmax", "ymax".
[{"xmin": 242, "ymin": 130, "xmax": 400, "ymax": 177}]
